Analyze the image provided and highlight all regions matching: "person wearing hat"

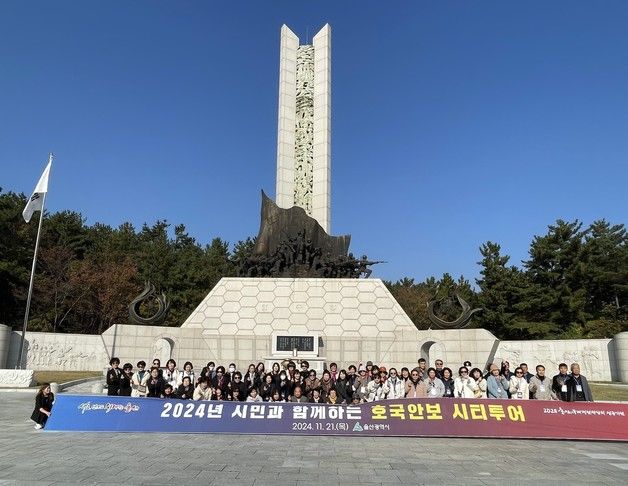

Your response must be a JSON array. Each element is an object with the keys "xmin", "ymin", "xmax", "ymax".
[
  {"xmin": 366, "ymin": 361, "xmax": 374, "ymax": 379},
  {"xmin": 353, "ymin": 365, "xmax": 370, "ymax": 403},
  {"xmin": 487, "ymin": 364, "xmax": 510, "ymax": 399}
]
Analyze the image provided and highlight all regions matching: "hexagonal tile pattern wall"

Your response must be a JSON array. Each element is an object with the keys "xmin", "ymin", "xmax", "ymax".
[{"xmin": 182, "ymin": 278, "xmax": 417, "ymax": 339}]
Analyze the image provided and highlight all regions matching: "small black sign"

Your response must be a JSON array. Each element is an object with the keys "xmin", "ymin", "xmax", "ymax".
[{"xmin": 276, "ymin": 336, "xmax": 314, "ymax": 352}]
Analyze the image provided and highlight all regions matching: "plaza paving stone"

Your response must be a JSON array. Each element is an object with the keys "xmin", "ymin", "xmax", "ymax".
[{"xmin": 1, "ymin": 392, "xmax": 627, "ymax": 485}]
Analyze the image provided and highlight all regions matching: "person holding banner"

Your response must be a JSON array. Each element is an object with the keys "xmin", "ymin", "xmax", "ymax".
[
  {"xmin": 487, "ymin": 364, "xmax": 510, "ymax": 399},
  {"xmin": 31, "ymin": 383, "xmax": 54, "ymax": 429}
]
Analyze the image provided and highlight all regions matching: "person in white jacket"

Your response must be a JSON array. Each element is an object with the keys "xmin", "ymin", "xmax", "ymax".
[
  {"xmin": 386, "ymin": 368, "xmax": 405, "ymax": 399},
  {"xmin": 454, "ymin": 366, "xmax": 478, "ymax": 398},
  {"xmin": 162, "ymin": 359, "xmax": 180, "ymax": 390},
  {"xmin": 130, "ymin": 360, "xmax": 149, "ymax": 397},
  {"xmin": 178, "ymin": 361, "xmax": 196, "ymax": 387},
  {"xmin": 193, "ymin": 377, "xmax": 213, "ymax": 401},
  {"xmin": 509, "ymin": 367, "xmax": 530, "ymax": 400},
  {"xmin": 367, "ymin": 372, "xmax": 390, "ymax": 402}
]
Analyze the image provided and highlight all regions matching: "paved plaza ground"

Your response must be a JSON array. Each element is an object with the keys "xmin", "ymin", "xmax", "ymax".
[{"xmin": 1, "ymin": 391, "xmax": 627, "ymax": 486}]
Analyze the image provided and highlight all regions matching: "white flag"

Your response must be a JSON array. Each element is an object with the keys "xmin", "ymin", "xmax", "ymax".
[{"xmin": 23, "ymin": 155, "xmax": 52, "ymax": 223}]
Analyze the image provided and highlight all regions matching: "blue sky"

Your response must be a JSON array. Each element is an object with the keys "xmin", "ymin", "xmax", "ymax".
[{"xmin": 1, "ymin": 1, "xmax": 627, "ymax": 284}]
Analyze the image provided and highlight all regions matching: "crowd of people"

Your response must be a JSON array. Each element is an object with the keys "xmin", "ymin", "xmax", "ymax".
[{"xmin": 105, "ymin": 356, "xmax": 594, "ymax": 404}]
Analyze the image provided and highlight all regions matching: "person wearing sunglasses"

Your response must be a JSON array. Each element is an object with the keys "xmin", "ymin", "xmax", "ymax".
[
  {"xmin": 304, "ymin": 369, "xmax": 321, "ymax": 400},
  {"xmin": 509, "ymin": 367, "xmax": 530, "ymax": 400},
  {"xmin": 454, "ymin": 366, "xmax": 478, "ymax": 398},
  {"xmin": 353, "ymin": 366, "xmax": 370, "ymax": 403},
  {"xmin": 405, "ymin": 367, "xmax": 427, "ymax": 398}
]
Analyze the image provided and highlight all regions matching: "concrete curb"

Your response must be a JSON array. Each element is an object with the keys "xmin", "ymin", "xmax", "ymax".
[{"xmin": 58, "ymin": 376, "xmax": 102, "ymax": 391}]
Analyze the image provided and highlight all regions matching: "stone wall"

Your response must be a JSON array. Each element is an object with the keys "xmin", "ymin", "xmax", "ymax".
[{"xmin": 7, "ymin": 331, "xmax": 108, "ymax": 371}]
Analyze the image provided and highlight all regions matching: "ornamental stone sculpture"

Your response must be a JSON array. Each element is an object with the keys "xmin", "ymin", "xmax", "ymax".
[
  {"xmin": 427, "ymin": 294, "xmax": 482, "ymax": 329},
  {"xmin": 129, "ymin": 281, "xmax": 170, "ymax": 325}
]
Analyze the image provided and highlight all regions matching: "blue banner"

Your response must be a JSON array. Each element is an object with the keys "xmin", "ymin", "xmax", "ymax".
[{"xmin": 44, "ymin": 394, "xmax": 628, "ymax": 441}]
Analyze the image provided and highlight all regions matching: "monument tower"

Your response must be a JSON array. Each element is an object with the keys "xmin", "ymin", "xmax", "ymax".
[{"xmin": 276, "ymin": 24, "xmax": 331, "ymax": 233}]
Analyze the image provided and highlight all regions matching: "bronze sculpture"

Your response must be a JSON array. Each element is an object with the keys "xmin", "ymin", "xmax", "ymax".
[
  {"xmin": 129, "ymin": 281, "xmax": 170, "ymax": 325},
  {"xmin": 427, "ymin": 294, "xmax": 482, "ymax": 329}
]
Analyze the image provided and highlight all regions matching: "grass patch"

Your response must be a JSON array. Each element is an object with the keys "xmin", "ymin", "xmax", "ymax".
[
  {"xmin": 590, "ymin": 383, "xmax": 628, "ymax": 402},
  {"xmin": 33, "ymin": 371, "xmax": 101, "ymax": 386}
]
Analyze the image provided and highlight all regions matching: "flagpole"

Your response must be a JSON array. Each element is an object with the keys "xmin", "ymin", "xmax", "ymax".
[{"xmin": 16, "ymin": 154, "xmax": 52, "ymax": 369}]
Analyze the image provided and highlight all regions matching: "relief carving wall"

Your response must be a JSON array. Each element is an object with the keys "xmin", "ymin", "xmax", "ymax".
[
  {"xmin": 496, "ymin": 340, "xmax": 610, "ymax": 381},
  {"xmin": 294, "ymin": 45, "xmax": 314, "ymax": 215}
]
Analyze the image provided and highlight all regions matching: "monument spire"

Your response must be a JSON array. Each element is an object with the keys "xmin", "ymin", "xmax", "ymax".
[{"xmin": 276, "ymin": 23, "xmax": 331, "ymax": 233}]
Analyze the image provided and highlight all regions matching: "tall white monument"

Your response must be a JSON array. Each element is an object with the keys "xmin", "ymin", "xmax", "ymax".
[{"xmin": 276, "ymin": 24, "xmax": 331, "ymax": 233}]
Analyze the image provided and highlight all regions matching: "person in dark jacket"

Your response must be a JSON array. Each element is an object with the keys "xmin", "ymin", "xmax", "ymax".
[
  {"xmin": 147, "ymin": 367, "xmax": 165, "ymax": 398},
  {"xmin": 334, "ymin": 370, "xmax": 352, "ymax": 404},
  {"xmin": 162, "ymin": 384, "xmax": 176, "ymax": 399},
  {"xmin": 229, "ymin": 371, "xmax": 247, "ymax": 401},
  {"xmin": 118, "ymin": 363, "xmax": 133, "ymax": 396},
  {"xmin": 565, "ymin": 363, "xmax": 594, "ymax": 402},
  {"xmin": 259, "ymin": 373, "xmax": 276, "ymax": 401},
  {"xmin": 243, "ymin": 364, "xmax": 260, "ymax": 394},
  {"xmin": 31, "ymin": 383, "xmax": 54, "ymax": 429},
  {"xmin": 276, "ymin": 371, "xmax": 291, "ymax": 401},
  {"xmin": 106, "ymin": 357, "xmax": 122, "ymax": 396},
  {"xmin": 552, "ymin": 363, "xmax": 570, "ymax": 401},
  {"xmin": 441, "ymin": 367, "xmax": 455, "ymax": 398},
  {"xmin": 211, "ymin": 366, "xmax": 229, "ymax": 395},
  {"xmin": 176, "ymin": 376, "xmax": 194, "ymax": 400}
]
